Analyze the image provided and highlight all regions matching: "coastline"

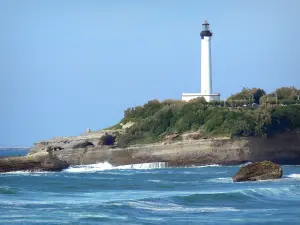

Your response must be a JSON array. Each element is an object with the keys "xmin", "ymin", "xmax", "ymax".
[{"xmin": 27, "ymin": 130, "xmax": 300, "ymax": 167}]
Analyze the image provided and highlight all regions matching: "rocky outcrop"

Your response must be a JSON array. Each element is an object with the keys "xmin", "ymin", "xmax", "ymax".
[
  {"xmin": 0, "ymin": 151, "xmax": 69, "ymax": 173},
  {"xmin": 72, "ymin": 141, "xmax": 94, "ymax": 149},
  {"xmin": 29, "ymin": 130, "xmax": 121, "ymax": 155},
  {"xmin": 232, "ymin": 161, "xmax": 283, "ymax": 182},
  {"xmin": 27, "ymin": 131, "xmax": 300, "ymax": 167}
]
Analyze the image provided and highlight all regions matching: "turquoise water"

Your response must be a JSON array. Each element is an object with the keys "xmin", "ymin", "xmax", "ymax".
[{"xmin": 1, "ymin": 161, "xmax": 300, "ymax": 225}]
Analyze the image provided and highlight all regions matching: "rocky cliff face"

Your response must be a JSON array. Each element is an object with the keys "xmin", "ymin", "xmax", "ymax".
[
  {"xmin": 0, "ymin": 151, "xmax": 69, "ymax": 172},
  {"xmin": 28, "ymin": 131, "xmax": 300, "ymax": 166}
]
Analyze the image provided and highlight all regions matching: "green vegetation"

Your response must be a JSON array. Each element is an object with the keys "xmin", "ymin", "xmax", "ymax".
[
  {"xmin": 228, "ymin": 87, "xmax": 266, "ymax": 104},
  {"xmin": 260, "ymin": 87, "xmax": 300, "ymax": 105},
  {"xmin": 111, "ymin": 87, "xmax": 300, "ymax": 147}
]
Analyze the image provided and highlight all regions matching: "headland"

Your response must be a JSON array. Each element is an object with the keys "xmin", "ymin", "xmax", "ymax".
[{"xmin": 26, "ymin": 87, "xmax": 300, "ymax": 167}]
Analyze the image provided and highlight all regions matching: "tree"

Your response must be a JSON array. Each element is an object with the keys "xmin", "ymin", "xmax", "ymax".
[
  {"xmin": 275, "ymin": 87, "xmax": 299, "ymax": 100},
  {"xmin": 260, "ymin": 87, "xmax": 300, "ymax": 105},
  {"xmin": 251, "ymin": 88, "xmax": 266, "ymax": 104},
  {"xmin": 113, "ymin": 91, "xmax": 300, "ymax": 146},
  {"xmin": 228, "ymin": 88, "xmax": 266, "ymax": 104}
]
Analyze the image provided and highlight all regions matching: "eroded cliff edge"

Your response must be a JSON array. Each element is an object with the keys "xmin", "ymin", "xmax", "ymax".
[
  {"xmin": 28, "ymin": 131, "xmax": 300, "ymax": 166},
  {"xmin": 0, "ymin": 151, "xmax": 69, "ymax": 172}
]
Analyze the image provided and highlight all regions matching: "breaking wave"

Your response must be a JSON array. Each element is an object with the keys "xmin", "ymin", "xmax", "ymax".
[
  {"xmin": 287, "ymin": 174, "xmax": 300, "ymax": 179},
  {"xmin": 173, "ymin": 185, "xmax": 300, "ymax": 203},
  {"xmin": 196, "ymin": 164, "xmax": 221, "ymax": 168},
  {"xmin": 207, "ymin": 177, "xmax": 232, "ymax": 183},
  {"xmin": 126, "ymin": 201, "xmax": 241, "ymax": 213},
  {"xmin": 64, "ymin": 162, "xmax": 168, "ymax": 173},
  {"xmin": 187, "ymin": 164, "xmax": 221, "ymax": 168}
]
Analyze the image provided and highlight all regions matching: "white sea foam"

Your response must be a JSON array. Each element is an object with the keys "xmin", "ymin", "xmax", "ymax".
[
  {"xmin": 194, "ymin": 164, "xmax": 221, "ymax": 168},
  {"xmin": 128, "ymin": 201, "xmax": 241, "ymax": 212},
  {"xmin": 1, "ymin": 171, "xmax": 53, "ymax": 175},
  {"xmin": 287, "ymin": 173, "xmax": 300, "ymax": 179},
  {"xmin": 148, "ymin": 179, "xmax": 161, "ymax": 183},
  {"xmin": 117, "ymin": 162, "xmax": 167, "ymax": 169},
  {"xmin": 64, "ymin": 162, "xmax": 168, "ymax": 173},
  {"xmin": 207, "ymin": 177, "xmax": 232, "ymax": 183},
  {"xmin": 238, "ymin": 162, "xmax": 252, "ymax": 167},
  {"xmin": 138, "ymin": 217, "xmax": 165, "ymax": 221}
]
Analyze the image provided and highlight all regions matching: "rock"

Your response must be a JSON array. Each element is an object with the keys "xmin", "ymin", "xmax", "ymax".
[
  {"xmin": 47, "ymin": 146, "xmax": 64, "ymax": 151},
  {"xmin": 27, "ymin": 131, "xmax": 300, "ymax": 167},
  {"xmin": 98, "ymin": 133, "xmax": 116, "ymax": 146},
  {"xmin": 164, "ymin": 133, "xmax": 180, "ymax": 141},
  {"xmin": 0, "ymin": 151, "xmax": 69, "ymax": 173},
  {"xmin": 182, "ymin": 132, "xmax": 203, "ymax": 141},
  {"xmin": 72, "ymin": 141, "xmax": 94, "ymax": 149},
  {"xmin": 232, "ymin": 161, "xmax": 283, "ymax": 182}
]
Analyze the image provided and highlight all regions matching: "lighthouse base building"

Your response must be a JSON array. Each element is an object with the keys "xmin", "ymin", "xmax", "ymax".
[
  {"xmin": 182, "ymin": 21, "xmax": 220, "ymax": 102},
  {"xmin": 182, "ymin": 93, "xmax": 220, "ymax": 102}
]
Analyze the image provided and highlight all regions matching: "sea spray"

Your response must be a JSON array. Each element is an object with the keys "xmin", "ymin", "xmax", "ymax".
[
  {"xmin": 64, "ymin": 162, "xmax": 168, "ymax": 172},
  {"xmin": 287, "ymin": 173, "xmax": 300, "ymax": 179},
  {"xmin": 117, "ymin": 162, "xmax": 168, "ymax": 170}
]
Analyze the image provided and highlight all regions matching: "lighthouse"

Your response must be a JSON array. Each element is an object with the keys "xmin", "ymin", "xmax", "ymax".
[
  {"xmin": 182, "ymin": 20, "xmax": 220, "ymax": 102},
  {"xmin": 200, "ymin": 21, "xmax": 213, "ymax": 97}
]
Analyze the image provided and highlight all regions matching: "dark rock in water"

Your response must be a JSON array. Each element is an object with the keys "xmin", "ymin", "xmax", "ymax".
[
  {"xmin": 0, "ymin": 151, "xmax": 69, "ymax": 173},
  {"xmin": 232, "ymin": 161, "xmax": 283, "ymax": 182}
]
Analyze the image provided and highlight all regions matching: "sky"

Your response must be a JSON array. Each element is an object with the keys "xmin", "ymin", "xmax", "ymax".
[{"xmin": 1, "ymin": 0, "xmax": 300, "ymax": 147}]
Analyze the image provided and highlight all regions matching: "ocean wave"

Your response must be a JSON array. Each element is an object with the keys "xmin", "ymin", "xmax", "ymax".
[
  {"xmin": 0, "ymin": 171, "xmax": 54, "ymax": 176},
  {"xmin": 0, "ymin": 186, "xmax": 17, "ymax": 195},
  {"xmin": 287, "ymin": 174, "xmax": 300, "ymax": 179},
  {"xmin": 238, "ymin": 162, "xmax": 252, "ymax": 167},
  {"xmin": 64, "ymin": 162, "xmax": 168, "ymax": 173},
  {"xmin": 173, "ymin": 185, "xmax": 300, "ymax": 203},
  {"xmin": 148, "ymin": 179, "xmax": 162, "ymax": 183},
  {"xmin": 235, "ymin": 186, "xmax": 300, "ymax": 200},
  {"xmin": 215, "ymin": 171, "xmax": 228, "ymax": 174},
  {"xmin": 173, "ymin": 192, "xmax": 248, "ymax": 204},
  {"xmin": 127, "ymin": 201, "xmax": 241, "ymax": 213},
  {"xmin": 194, "ymin": 164, "xmax": 221, "ymax": 168},
  {"xmin": 207, "ymin": 177, "xmax": 232, "ymax": 183}
]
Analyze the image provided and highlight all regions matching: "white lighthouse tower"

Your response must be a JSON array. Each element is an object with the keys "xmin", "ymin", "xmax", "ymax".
[
  {"xmin": 200, "ymin": 21, "xmax": 213, "ymax": 98},
  {"xmin": 182, "ymin": 20, "xmax": 220, "ymax": 102}
]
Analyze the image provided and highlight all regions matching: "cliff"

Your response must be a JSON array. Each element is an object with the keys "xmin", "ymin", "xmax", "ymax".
[
  {"xmin": 26, "ymin": 90, "xmax": 300, "ymax": 167},
  {"xmin": 28, "ymin": 131, "xmax": 300, "ymax": 166},
  {"xmin": 0, "ymin": 151, "xmax": 69, "ymax": 172}
]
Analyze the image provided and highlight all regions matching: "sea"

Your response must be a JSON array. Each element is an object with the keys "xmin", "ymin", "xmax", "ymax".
[{"xmin": 1, "ymin": 149, "xmax": 300, "ymax": 224}]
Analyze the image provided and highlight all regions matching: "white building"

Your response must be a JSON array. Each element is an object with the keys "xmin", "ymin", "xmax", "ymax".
[{"xmin": 182, "ymin": 21, "xmax": 220, "ymax": 102}]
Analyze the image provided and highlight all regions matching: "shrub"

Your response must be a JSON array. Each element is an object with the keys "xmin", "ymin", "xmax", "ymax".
[{"xmin": 108, "ymin": 87, "xmax": 300, "ymax": 146}]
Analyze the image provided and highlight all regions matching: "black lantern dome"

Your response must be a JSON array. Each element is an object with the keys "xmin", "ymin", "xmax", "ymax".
[{"xmin": 200, "ymin": 20, "xmax": 213, "ymax": 39}]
